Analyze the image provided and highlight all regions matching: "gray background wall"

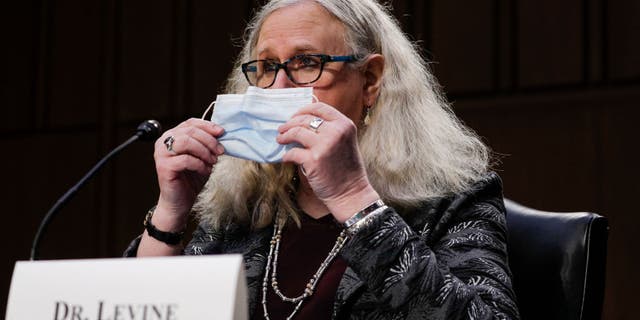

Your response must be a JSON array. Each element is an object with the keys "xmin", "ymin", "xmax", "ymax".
[{"xmin": 2, "ymin": 1, "xmax": 638, "ymax": 319}]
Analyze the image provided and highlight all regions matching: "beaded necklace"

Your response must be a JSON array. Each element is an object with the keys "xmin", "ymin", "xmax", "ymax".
[{"xmin": 260, "ymin": 217, "xmax": 348, "ymax": 320}]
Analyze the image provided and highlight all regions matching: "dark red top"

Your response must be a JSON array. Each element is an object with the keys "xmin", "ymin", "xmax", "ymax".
[{"xmin": 252, "ymin": 213, "xmax": 347, "ymax": 320}]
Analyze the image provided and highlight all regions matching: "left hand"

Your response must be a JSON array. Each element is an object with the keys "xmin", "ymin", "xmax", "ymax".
[{"xmin": 276, "ymin": 102, "xmax": 379, "ymax": 221}]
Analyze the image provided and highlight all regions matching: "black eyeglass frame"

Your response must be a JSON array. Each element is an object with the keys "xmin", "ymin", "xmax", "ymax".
[{"xmin": 241, "ymin": 54, "xmax": 357, "ymax": 88}]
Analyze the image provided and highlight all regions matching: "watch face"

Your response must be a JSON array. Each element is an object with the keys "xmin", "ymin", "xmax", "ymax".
[{"xmin": 143, "ymin": 209, "xmax": 154, "ymax": 227}]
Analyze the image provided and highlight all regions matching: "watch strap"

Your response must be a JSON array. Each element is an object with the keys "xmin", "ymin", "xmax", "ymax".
[{"xmin": 143, "ymin": 206, "xmax": 185, "ymax": 245}]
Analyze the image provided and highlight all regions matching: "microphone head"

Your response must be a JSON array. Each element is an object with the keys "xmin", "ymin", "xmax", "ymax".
[{"xmin": 136, "ymin": 120, "xmax": 162, "ymax": 141}]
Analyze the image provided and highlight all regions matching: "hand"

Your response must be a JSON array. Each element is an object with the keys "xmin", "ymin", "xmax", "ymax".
[
  {"xmin": 153, "ymin": 118, "xmax": 225, "ymax": 229},
  {"xmin": 276, "ymin": 103, "xmax": 379, "ymax": 222}
]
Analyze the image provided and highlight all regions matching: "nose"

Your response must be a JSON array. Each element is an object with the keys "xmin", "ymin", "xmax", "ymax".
[{"xmin": 270, "ymin": 68, "xmax": 295, "ymax": 89}]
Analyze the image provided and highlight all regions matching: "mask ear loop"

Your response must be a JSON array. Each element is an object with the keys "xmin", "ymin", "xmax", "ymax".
[
  {"xmin": 202, "ymin": 92, "xmax": 316, "ymax": 120},
  {"xmin": 201, "ymin": 100, "xmax": 217, "ymax": 120}
]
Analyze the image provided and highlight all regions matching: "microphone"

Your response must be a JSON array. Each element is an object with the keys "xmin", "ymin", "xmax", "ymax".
[
  {"xmin": 136, "ymin": 119, "xmax": 162, "ymax": 141},
  {"xmin": 30, "ymin": 120, "xmax": 163, "ymax": 260}
]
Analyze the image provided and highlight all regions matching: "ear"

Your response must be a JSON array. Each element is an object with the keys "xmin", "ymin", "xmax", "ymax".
[{"xmin": 361, "ymin": 54, "xmax": 385, "ymax": 107}]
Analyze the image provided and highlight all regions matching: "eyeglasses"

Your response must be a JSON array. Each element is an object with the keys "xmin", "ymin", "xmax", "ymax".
[{"xmin": 241, "ymin": 54, "xmax": 357, "ymax": 88}]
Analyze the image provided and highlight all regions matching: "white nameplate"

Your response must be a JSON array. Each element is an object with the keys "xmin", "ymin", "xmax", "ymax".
[{"xmin": 5, "ymin": 255, "xmax": 247, "ymax": 320}]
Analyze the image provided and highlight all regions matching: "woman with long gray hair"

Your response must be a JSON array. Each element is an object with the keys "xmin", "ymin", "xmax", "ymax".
[{"xmin": 127, "ymin": 0, "xmax": 520, "ymax": 318}]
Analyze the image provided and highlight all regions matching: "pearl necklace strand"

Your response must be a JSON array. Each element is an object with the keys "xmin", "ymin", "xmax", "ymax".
[{"xmin": 261, "ymin": 218, "xmax": 348, "ymax": 320}]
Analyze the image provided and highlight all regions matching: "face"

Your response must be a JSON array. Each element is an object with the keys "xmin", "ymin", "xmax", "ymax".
[{"xmin": 256, "ymin": 1, "xmax": 367, "ymax": 124}]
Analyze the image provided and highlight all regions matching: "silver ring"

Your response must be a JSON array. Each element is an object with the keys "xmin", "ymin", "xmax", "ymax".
[
  {"xmin": 164, "ymin": 136, "xmax": 175, "ymax": 153},
  {"xmin": 308, "ymin": 117, "xmax": 324, "ymax": 132}
]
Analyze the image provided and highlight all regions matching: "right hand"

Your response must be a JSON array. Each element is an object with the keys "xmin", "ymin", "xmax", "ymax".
[{"xmin": 153, "ymin": 118, "xmax": 225, "ymax": 229}]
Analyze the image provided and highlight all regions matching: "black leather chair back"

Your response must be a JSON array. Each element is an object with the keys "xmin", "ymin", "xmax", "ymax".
[{"xmin": 504, "ymin": 199, "xmax": 609, "ymax": 320}]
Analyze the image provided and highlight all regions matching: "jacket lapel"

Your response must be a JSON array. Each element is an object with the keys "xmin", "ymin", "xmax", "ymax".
[{"xmin": 233, "ymin": 226, "xmax": 273, "ymax": 319}]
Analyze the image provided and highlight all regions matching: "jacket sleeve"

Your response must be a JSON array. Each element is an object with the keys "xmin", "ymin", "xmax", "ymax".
[
  {"xmin": 340, "ymin": 175, "xmax": 520, "ymax": 319},
  {"xmin": 122, "ymin": 235, "xmax": 142, "ymax": 257}
]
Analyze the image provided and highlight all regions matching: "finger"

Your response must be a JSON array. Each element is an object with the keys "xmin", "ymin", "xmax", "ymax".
[
  {"xmin": 282, "ymin": 147, "xmax": 309, "ymax": 167},
  {"xmin": 160, "ymin": 133, "xmax": 218, "ymax": 165},
  {"xmin": 157, "ymin": 119, "xmax": 225, "ymax": 156},
  {"xmin": 175, "ymin": 126, "xmax": 225, "ymax": 156},
  {"xmin": 282, "ymin": 148, "xmax": 319, "ymax": 178},
  {"xmin": 276, "ymin": 125, "xmax": 321, "ymax": 148},
  {"xmin": 176, "ymin": 118, "xmax": 225, "ymax": 137},
  {"xmin": 291, "ymin": 102, "xmax": 343, "ymax": 121},
  {"xmin": 278, "ymin": 114, "xmax": 326, "ymax": 134},
  {"xmin": 158, "ymin": 154, "xmax": 212, "ymax": 178}
]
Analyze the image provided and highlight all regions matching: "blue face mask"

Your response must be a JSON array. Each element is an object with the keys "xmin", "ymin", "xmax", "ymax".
[{"xmin": 203, "ymin": 86, "xmax": 316, "ymax": 163}]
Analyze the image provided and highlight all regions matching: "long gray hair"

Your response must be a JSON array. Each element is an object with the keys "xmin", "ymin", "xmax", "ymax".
[{"xmin": 195, "ymin": 0, "xmax": 490, "ymax": 229}]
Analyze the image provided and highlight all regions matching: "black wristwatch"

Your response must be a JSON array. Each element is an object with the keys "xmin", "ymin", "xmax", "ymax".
[{"xmin": 143, "ymin": 206, "xmax": 185, "ymax": 245}]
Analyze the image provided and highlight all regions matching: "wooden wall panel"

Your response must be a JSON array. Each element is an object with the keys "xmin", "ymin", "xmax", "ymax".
[
  {"xmin": 431, "ymin": 0, "xmax": 495, "ymax": 94},
  {"xmin": 110, "ymin": 127, "xmax": 157, "ymax": 255},
  {"xmin": 517, "ymin": 0, "xmax": 584, "ymax": 87},
  {"xmin": 599, "ymin": 101, "xmax": 640, "ymax": 320},
  {"xmin": 455, "ymin": 96, "xmax": 600, "ymax": 211},
  {"xmin": 586, "ymin": 0, "xmax": 605, "ymax": 83},
  {"xmin": 496, "ymin": 0, "xmax": 515, "ymax": 91},
  {"xmin": 47, "ymin": 0, "xmax": 103, "ymax": 127},
  {"xmin": 1, "ymin": 1, "xmax": 37, "ymax": 132},
  {"xmin": 1, "ymin": 132, "xmax": 101, "ymax": 313},
  {"xmin": 189, "ymin": 1, "xmax": 253, "ymax": 115},
  {"xmin": 389, "ymin": 0, "xmax": 429, "ymax": 47},
  {"xmin": 608, "ymin": 0, "xmax": 640, "ymax": 80},
  {"xmin": 118, "ymin": 1, "xmax": 174, "ymax": 121},
  {"xmin": 14, "ymin": 133, "xmax": 101, "ymax": 259}
]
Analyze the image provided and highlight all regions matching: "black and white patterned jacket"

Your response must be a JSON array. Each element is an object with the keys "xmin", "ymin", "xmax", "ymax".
[{"xmin": 126, "ymin": 172, "xmax": 520, "ymax": 319}]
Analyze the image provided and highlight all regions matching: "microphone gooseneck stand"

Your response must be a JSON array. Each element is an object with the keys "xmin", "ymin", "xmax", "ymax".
[{"xmin": 30, "ymin": 120, "xmax": 162, "ymax": 261}]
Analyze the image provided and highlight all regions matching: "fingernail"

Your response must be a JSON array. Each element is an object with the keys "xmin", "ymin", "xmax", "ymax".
[{"xmin": 216, "ymin": 144, "xmax": 224, "ymax": 154}]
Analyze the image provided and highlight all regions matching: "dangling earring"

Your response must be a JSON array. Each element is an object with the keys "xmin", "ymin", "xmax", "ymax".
[{"xmin": 363, "ymin": 105, "xmax": 372, "ymax": 126}]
